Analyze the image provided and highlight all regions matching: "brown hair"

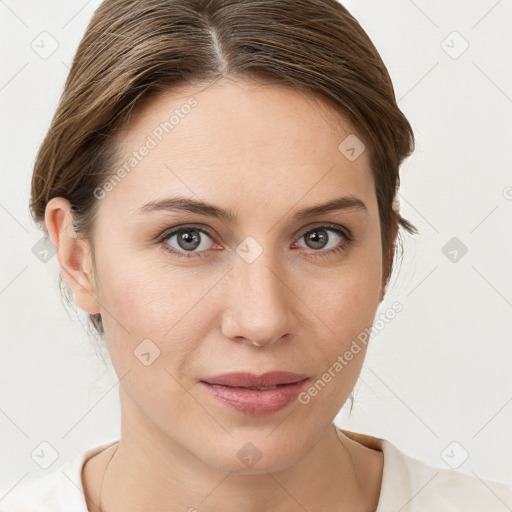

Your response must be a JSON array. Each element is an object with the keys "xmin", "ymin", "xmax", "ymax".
[{"xmin": 29, "ymin": 0, "xmax": 418, "ymax": 342}]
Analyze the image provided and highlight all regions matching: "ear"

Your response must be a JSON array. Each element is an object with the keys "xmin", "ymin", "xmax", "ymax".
[
  {"xmin": 44, "ymin": 197, "xmax": 100, "ymax": 315},
  {"xmin": 390, "ymin": 199, "xmax": 401, "ymax": 268},
  {"xmin": 389, "ymin": 218, "xmax": 399, "ymax": 268},
  {"xmin": 380, "ymin": 215, "xmax": 399, "ymax": 303}
]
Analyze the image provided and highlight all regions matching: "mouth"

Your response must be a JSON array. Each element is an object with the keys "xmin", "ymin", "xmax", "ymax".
[
  {"xmin": 203, "ymin": 382, "xmax": 302, "ymax": 390},
  {"xmin": 200, "ymin": 371, "xmax": 309, "ymax": 389},
  {"xmin": 199, "ymin": 378, "xmax": 309, "ymax": 416}
]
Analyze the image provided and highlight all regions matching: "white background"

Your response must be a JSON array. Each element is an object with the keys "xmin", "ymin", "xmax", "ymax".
[{"xmin": 0, "ymin": 0, "xmax": 511, "ymax": 494}]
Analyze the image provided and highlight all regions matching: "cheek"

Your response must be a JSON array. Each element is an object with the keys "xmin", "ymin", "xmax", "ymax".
[
  {"xmin": 99, "ymin": 260, "xmax": 223, "ymax": 351},
  {"xmin": 107, "ymin": 269, "xmax": 185, "ymax": 335},
  {"xmin": 303, "ymin": 261, "xmax": 382, "ymax": 375},
  {"xmin": 99, "ymin": 266, "xmax": 204, "ymax": 392},
  {"xmin": 311, "ymin": 254, "xmax": 382, "ymax": 324}
]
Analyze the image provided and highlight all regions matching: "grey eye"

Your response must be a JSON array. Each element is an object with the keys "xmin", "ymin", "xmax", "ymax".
[
  {"xmin": 165, "ymin": 228, "xmax": 214, "ymax": 252},
  {"xmin": 298, "ymin": 228, "xmax": 344, "ymax": 250}
]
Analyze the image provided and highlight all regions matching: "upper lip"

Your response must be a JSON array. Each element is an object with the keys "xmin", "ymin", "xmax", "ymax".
[{"xmin": 200, "ymin": 371, "xmax": 309, "ymax": 388}]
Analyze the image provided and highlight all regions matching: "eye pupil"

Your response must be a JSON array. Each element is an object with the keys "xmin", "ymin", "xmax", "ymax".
[
  {"xmin": 305, "ymin": 229, "xmax": 328, "ymax": 249},
  {"xmin": 178, "ymin": 229, "xmax": 201, "ymax": 250}
]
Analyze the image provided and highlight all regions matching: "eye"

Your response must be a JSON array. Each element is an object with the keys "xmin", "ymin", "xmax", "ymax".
[
  {"xmin": 156, "ymin": 223, "xmax": 352, "ymax": 260},
  {"xmin": 158, "ymin": 226, "xmax": 218, "ymax": 258},
  {"xmin": 293, "ymin": 225, "xmax": 352, "ymax": 258}
]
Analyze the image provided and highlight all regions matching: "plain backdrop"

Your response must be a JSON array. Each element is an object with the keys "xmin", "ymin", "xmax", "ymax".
[{"xmin": 1, "ymin": 0, "xmax": 511, "ymax": 493}]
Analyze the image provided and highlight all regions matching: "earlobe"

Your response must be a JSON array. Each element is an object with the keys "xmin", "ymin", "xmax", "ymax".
[{"xmin": 44, "ymin": 197, "xmax": 101, "ymax": 315}]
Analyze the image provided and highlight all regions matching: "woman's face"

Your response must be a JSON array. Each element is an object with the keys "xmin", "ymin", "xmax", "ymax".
[{"xmin": 72, "ymin": 77, "xmax": 385, "ymax": 472}]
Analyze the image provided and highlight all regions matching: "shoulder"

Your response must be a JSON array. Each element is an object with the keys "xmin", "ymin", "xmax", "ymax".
[
  {"xmin": 381, "ymin": 438, "xmax": 512, "ymax": 511},
  {"xmin": 339, "ymin": 428, "xmax": 512, "ymax": 511},
  {"xmin": 0, "ymin": 470, "xmax": 72, "ymax": 512},
  {"xmin": 0, "ymin": 441, "xmax": 117, "ymax": 512}
]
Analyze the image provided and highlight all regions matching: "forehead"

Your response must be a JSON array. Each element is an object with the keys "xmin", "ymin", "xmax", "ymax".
[{"xmin": 103, "ymin": 77, "xmax": 376, "ymax": 217}]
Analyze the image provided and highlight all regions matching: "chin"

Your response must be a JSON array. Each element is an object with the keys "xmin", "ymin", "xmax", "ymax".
[{"xmin": 200, "ymin": 436, "xmax": 305, "ymax": 475}]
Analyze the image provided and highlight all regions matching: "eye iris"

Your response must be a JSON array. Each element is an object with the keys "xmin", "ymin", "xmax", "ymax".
[
  {"xmin": 177, "ymin": 229, "xmax": 201, "ymax": 251},
  {"xmin": 305, "ymin": 229, "xmax": 328, "ymax": 249}
]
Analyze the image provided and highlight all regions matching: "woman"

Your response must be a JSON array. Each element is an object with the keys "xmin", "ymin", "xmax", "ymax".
[{"xmin": 2, "ymin": 0, "xmax": 511, "ymax": 510}]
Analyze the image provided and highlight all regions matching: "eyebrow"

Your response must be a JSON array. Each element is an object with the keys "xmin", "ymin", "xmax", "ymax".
[{"xmin": 136, "ymin": 195, "xmax": 368, "ymax": 223}]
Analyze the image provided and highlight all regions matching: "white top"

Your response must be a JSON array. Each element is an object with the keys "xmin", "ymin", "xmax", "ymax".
[{"xmin": 1, "ymin": 429, "xmax": 511, "ymax": 511}]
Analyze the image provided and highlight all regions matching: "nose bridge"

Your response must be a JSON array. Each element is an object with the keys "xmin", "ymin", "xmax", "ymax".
[{"xmin": 221, "ymin": 239, "xmax": 293, "ymax": 345}]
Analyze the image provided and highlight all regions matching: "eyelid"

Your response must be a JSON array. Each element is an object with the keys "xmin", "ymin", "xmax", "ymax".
[
  {"xmin": 294, "ymin": 222, "xmax": 352, "ymax": 242},
  {"xmin": 156, "ymin": 223, "xmax": 216, "ymax": 241}
]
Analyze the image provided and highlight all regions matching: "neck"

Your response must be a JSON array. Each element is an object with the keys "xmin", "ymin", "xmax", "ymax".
[
  {"xmin": 96, "ymin": 395, "xmax": 380, "ymax": 511},
  {"xmin": 93, "ymin": 390, "xmax": 383, "ymax": 512}
]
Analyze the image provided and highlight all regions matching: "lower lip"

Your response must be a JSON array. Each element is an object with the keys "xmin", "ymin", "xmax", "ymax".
[{"xmin": 200, "ymin": 379, "xmax": 308, "ymax": 416}]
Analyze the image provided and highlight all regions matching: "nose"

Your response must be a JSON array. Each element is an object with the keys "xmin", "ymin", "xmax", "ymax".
[{"xmin": 220, "ymin": 253, "xmax": 295, "ymax": 348}]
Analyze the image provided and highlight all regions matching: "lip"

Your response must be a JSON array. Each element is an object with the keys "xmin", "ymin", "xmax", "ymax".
[
  {"xmin": 199, "ymin": 372, "xmax": 309, "ymax": 416},
  {"xmin": 200, "ymin": 380, "xmax": 308, "ymax": 416},
  {"xmin": 200, "ymin": 371, "xmax": 309, "ymax": 388}
]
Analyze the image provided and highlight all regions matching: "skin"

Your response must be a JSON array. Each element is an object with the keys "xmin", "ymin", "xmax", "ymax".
[{"xmin": 45, "ymin": 76, "xmax": 393, "ymax": 511}]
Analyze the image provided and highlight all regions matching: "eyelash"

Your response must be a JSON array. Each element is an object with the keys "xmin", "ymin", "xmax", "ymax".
[{"xmin": 156, "ymin": 223, "xmax": 353, "ymax": 260}]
